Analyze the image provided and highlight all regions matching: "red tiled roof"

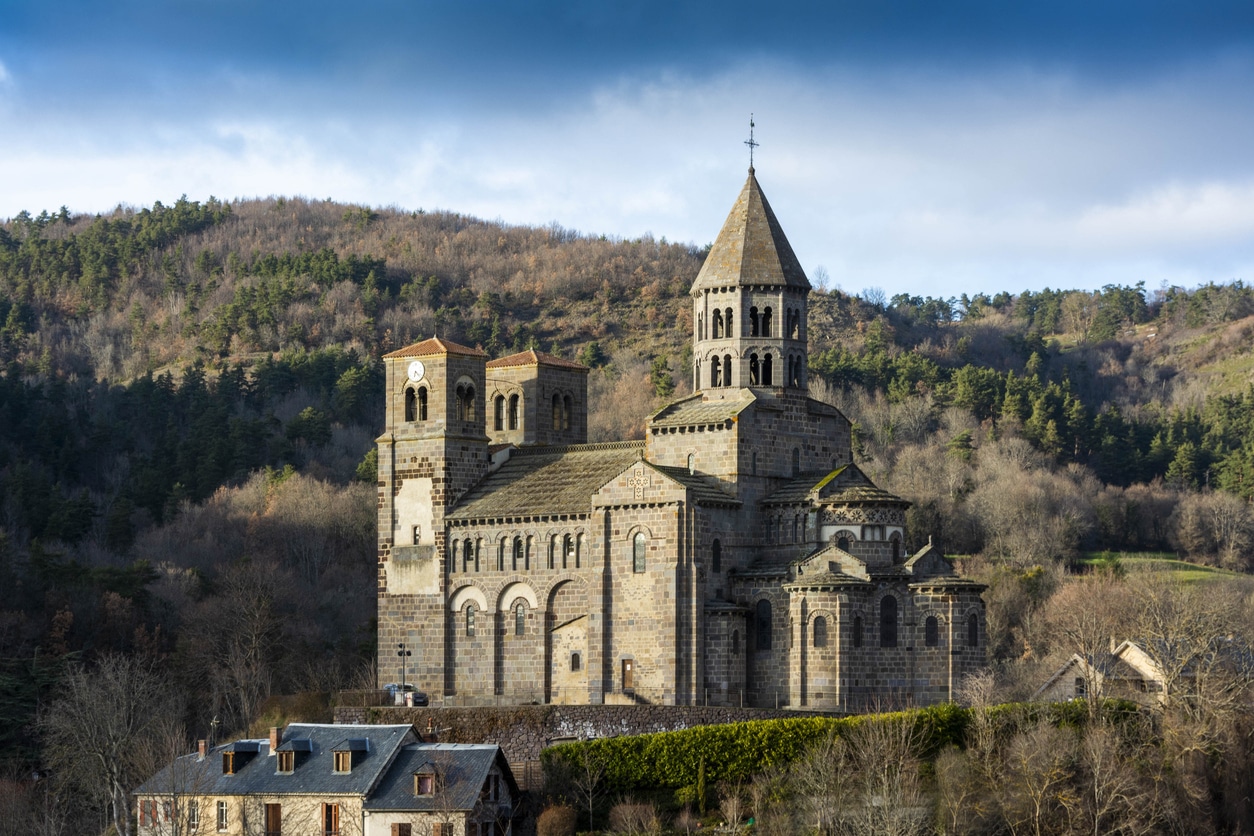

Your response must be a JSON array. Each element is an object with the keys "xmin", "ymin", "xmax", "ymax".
[
  {"xmin": 383, "ymin": 337, "xmax": 488, "ymax": 359},
  {"xmin": 486, "ymin": 349, "xmax": 587, "ymax": 371}
]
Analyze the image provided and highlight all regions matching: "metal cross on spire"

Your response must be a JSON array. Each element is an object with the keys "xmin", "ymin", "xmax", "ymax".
[{"xmin": 745, "ymin": 114, "xmax": 759, "ymax": 172}]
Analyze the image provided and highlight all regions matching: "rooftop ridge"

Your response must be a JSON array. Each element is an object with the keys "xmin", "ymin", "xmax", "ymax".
[
  {"xmin": 511, "ymin": 440, "xmax": 645, "ymax": 457},
  {"xmin": 383, "ymin": 336, "xmax": 487, "ymax": 359},
  {"xmin": 486, "ymin": 349, "xmax": 588, "ymax": 371}
]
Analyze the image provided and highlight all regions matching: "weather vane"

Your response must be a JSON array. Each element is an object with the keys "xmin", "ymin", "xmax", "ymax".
[{"xmin": 744, "ymin": 114, "xmax": 759, "ymax": 171}]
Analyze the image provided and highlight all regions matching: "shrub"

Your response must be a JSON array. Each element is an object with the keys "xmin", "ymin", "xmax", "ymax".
[{"xmin": 536, "ymin": 805, "xmax": 577, "ymax": 836}]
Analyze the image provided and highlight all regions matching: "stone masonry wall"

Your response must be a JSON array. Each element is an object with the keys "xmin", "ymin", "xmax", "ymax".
[{"xmin": 332, "ymin": 704, "xmax": 842, "ymax": 766}]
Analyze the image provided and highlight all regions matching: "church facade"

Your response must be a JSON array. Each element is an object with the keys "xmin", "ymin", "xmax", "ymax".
[{"xmin": 375, "ymin": 169, "xmax": 986, "ymax": 711}]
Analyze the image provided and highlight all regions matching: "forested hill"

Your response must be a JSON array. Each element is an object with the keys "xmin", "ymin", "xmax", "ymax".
[{"xmin": 2, "ymin": 195, "xmax": 1254, "ymax": 774}]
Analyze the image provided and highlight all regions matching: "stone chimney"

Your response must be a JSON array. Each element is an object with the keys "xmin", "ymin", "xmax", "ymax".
[
  {"xmin": 198, "ymin": 740, "xmax": 207, "ymax": 761},
  {"xmin": 269, "ymin": 726, "xmax": 281, "ymax": 753}
]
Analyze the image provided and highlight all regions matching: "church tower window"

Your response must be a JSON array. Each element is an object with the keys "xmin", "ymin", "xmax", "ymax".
[
  {"xmin": 723, "ymin": 354, "xmax": 732, "ymax": 386},
  {"xmin": 493, "ymin": 395, "xmax": 504, "ymax": 431},
  {"xmin": 710, "ymin": 356, "xmax": 721, "ymax": 388},
  {"xmin": 552, "ymin": 395, "xmax": 561, "ymax": 430},
  {"xmin": 762, "ymin": 307, "xmax": 773, "ymax": 336},
  {"xmin": 512, "ymin": 537, "xmax": 522, "ymax": 572},
  {"xmin": 713, "ymin": 309, "xmax": 723, "ymax": 338},
  {"xmin": 925, "ymin": 616, "xmax": 939, "ymax": 647},
  {"xmin": 405, "ymin": 387, "xmax": 418, "ymax": 422},
  {"xmin": 563, "ymin": 395, "xmax": 572, "ymax": 430},
  {"xmin": 632, "ymin": 533, "xmax": 646, "ymax": 573},
  {"xmin": 725, "ymin": 308, "xmax": 734, "ymax": 336},
  {"xmin": 749, "ymin": 354, "xmax": 760, "ymax": 385},
  {"xmin": 463, "ymin": 538, "xmax": 472, "ymax": 572},
  {"xmin": 417, "ymin": 387, "xmax": 427, "ymax": 420},
  {"xmin": 749, "ymin": 306, "xmax": 759, "ymax": 335},
  {"xmin": 763, "ymin": 353, "xmax": 773, "ymax": 386},
  {"xmin": 880, "ymin": 596, "xmax": 898, "ymax": 648},
  {"xmin": 756, "ymin": 600, "xmax": 772, "ymax": 650}
]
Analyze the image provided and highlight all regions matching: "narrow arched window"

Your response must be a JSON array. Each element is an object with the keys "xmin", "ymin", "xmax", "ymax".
[
  {"xmin": 725, "ymin": 308, "xmax": 734, "ymax": 336},
  {"xmin": 493, "ymin": 395, "xmax": 505, "ymax": 431},
  {"xmin": 525, "ymin": 535, "xmax": 533, "ymax": 571},
  {"xmin": 813, "ymin": 616, "xmax": 828, "ymax": 648},
  {"xmin": 688, "ymin": 453, "xmax": 695, "ymax": 475},
  {"xmin": 756, "ymin": 600, "xmax": 773, "ymax": 650},
  {"xmin": 723, "ymin": 354, "xmax": 732, "ymax": 386},
  {"xmin": 731, "ymin": 630, "xmax": 740, "ymax": 655},
  {"xmin": 571, "ymin": 653, "xmax": 581, "ymax": 672},
  {"xmin": 563, "ymin": 395, "xmax": 572, "ymax": 430},
  {"xmin": 892, "ymin": 537, "xmax": 901, "ymax": 560},
  {"xmin": 712, "ymin": 538, "xmax": 722, "ymax": 573},
  {"xmin": 552, "ymin": 394, "xmax": 561, "ymax": 430},
  {"xmin": 881, "ymin": 596, "xmax": 898, "ymax": 648},
  {"xmin": 563, "ymin": 534, "xmax": 573, "ymax": 569},
  {"xmin": 925, "ymin": 616, "xmax": 939, "ymax": 647},
  {"xmin": 465, "ymin": 604, "xmax": 476, "ymax": 637},
  {"xmin": 497, "ymin": 540, "xmax": 505, "ymax": 571},
  {"xmin": 515, "ymin": 603, "xmax": 526, "ymax": 636},
  {"xmin": 713, "ymin": 309, "xmax": 723, "ymax": 338},
  {"xmin": 837, "ymin": 535, "xmax": 850, "ymax": 551},
  {"xmin": 750, "ymin": 306, "xmax": 759, "ymax": 336},
  {"xmin": 698, "ymin": 314, "xmax": 704, "ymax": 341},
  {"xmin": 762, "ymin": 307, "xmax": 773, "ymax": 336},
  {"xmin": 474, "ymin": 539, "xmax": 482, "ymax": 572},
  {"xmin": 763, "ymin": 353, "xmax": 773, "ymax": 386},
  {"xmin": 512, "ymin": 537, "xmax": 522, "ymax": 571},
  {"xmin": 548, "ymin": 536, "xmax": 556, "ymax": 570},
  {"xmin": 710, "ymin": 356, "xmax": 721, "ymax": 388},
  {"xmin": 749, "ymin": 354, "xmax": 760, "ymax": 385},
  {"xmin": 575, "ymin": 533, "xmax": 583, "ymax": 569},
  {"xmin": 450, "ymin": 540, "xmax": 459, "ymax": 573},
  {"xmin": 405, "ymin": 387, "xmax": 417, "ymax": 422},
  {"xmin": 463, "ymin": 538, "xmax": 472, "ymax": 573},
  {"xmin": 417, "ymin": 387, "xmax": 428, "ymax": 421},
  {"xmin": 633, "ymin": 532, "xmax": 646, "ymax": 573},
  {"xmin": 508, "ymin": 393, "xmax": 520, "ymax": 430},
  {"xmin": 853, "ymin": 615, "xmax": 863, "ymax": 648},
  {"xmin": 968, "ymin": 613, "xmax": 979, "ymax": 648}
]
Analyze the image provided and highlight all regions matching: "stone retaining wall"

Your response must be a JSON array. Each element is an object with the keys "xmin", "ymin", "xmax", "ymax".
[{"xmin": 333, "ymin": 704, "xmax": 841, "ymax": 765}]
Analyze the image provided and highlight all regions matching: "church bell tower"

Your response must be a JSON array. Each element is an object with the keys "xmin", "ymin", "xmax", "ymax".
[{"xmin": 691, "ymin": 168, "xmax": 811, "ymax": 398}]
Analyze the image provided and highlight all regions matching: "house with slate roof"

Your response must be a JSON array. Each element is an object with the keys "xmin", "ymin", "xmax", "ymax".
[
  {"xmin": 134, "ymin": 724, "xmax": 518, "ymax": 836},
  {"xmin": 375, "ymin": 167, "xmax": 987, "ymax": 712}
]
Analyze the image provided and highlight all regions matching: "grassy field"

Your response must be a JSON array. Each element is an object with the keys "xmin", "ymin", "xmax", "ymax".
[{"xmin": 1078, "ymin": 551, "xmax": 1241, "ymax": 583}]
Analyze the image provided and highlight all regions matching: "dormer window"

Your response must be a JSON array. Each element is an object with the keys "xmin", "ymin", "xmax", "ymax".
[
  {"xmin": 223, "ymin": 751, "xmax": 236, "ymax": 774},
  {"xmin": 277, "ymin": 750, "xmax": 295, "ymax": 773},
  {"xmin": 333, "ymin": 751, "xmax": 352, "ymax": 773},
  {"xmin": 414, "ymin": 770, "xmax": 435, "ymax": 795}
]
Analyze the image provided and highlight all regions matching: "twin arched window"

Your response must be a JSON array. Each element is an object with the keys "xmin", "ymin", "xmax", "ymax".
[
  {"xmin": 405, "ymin": 386, "xmax": 428, "ymax": 422},
  {"xmin": 455, "ymin": 384, "xmax": 476, "ymax": 422},
  {"xmin": 551, "ymin": 394, "xmax": 572, "ymax": 431}
]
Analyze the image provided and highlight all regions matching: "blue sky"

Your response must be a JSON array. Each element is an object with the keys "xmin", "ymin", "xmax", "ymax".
[{"xmin": 3, "ymin": 1, "xmax": 1254, "ymax": 298}]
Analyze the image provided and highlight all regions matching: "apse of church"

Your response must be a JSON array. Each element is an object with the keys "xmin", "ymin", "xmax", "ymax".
[{"xmin": 375, "ymin": 168, "xmax": 986, "ymax": 711}]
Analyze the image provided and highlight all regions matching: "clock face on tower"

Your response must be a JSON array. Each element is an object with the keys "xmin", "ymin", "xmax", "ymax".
[{"xmin": 407, "ymin": 360, "xmax": 425, "ymax": 382}]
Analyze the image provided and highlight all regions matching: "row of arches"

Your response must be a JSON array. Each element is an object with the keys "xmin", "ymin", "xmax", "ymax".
[
  {"xmin": 742, "ymin": 600, "xmax": 981, "ymax": 653},
  {"xmin": 698, "ymin": 351, "xmax": 807, "ymax": 389},
  {"xmin": 449, "ymin": 532, "xmax": 586, "ymax": 574},
  {"xmin": 698, "ymin": 305, "xmax": 805, "ymax": 341}
]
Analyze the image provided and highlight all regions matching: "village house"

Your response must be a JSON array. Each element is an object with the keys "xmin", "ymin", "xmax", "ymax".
[{"xmin": 133, "ymin": 723, "xmax": 518, "ymax": 836}]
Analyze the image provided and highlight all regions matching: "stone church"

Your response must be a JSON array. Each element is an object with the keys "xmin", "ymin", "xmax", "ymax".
[{"xmin": 375, "ymin": 168, "xmax": 986, "ymax": 711}]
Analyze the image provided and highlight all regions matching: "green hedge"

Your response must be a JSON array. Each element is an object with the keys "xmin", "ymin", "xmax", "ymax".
[{"xmin": 540, "ymin": 700, "xmax": 1140, "ymax": 792}]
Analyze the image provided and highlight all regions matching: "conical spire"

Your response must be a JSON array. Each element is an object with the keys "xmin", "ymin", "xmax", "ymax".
[{"xmin": 691, "ymin": 170, "xmax": 810, "ymax": 294}]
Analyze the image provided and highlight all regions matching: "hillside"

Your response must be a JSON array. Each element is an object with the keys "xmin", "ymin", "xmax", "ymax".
[{"xmin": 3, "ymin": 196, "xmax": 1254, "ymax": 827}]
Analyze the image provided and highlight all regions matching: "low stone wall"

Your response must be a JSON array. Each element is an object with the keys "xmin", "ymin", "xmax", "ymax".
[{"xmin": 332, "ymin": 704, "xmax": 840, "ymax": 765}]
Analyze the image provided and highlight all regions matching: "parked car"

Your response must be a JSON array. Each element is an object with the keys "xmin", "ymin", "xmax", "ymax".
[{"xmin": 382, "ymin": 683, "xmax": 429, "ymax": 706}]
